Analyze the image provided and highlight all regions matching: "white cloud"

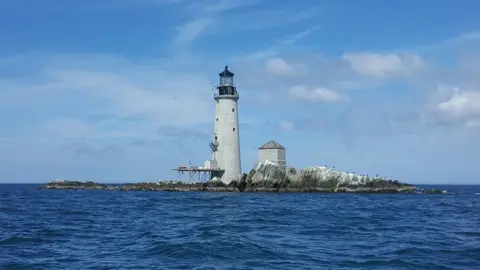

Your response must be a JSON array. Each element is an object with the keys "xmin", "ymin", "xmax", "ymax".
[
  {"xmin": 226, "ymin": 6, "xmax": 320, "ymax": 31},
  {"xmin": 342, "ymin": 52, "xmax": 424, "ymax": 79},
  {"xmin": 175, "ymin": 4, "xmax": 321, "ymax": 50},
  {"xmin": 412, "ymin": 31, "xmax": 480, "ymax": 53},
  {"xmin": 465, "ymin": 119, "xmax": 480, "ymax": 129},
  {"xmin": 265, "ymin": 58, "xmax": 296, "ymax": 76},
  {"xmin": 41, "ymin": 70, "xmax": 212, "ymax": 127},
  {"xmin": 233, "ymin": 27, "xmax": 321, "ymax": 62},
  {"xmin": 0, "ymin": 53, "xmax": 215, "ymax": 144},
  {"xmin": 175, "ymin": 17, "xmax": 215, "ymax": 45},
  {"xmin": 433, "ymin": 86, "xmax": 480, "ymax": 128},
  {"xmin": 288, "ymin": 85, "xmax": 344, "ymax": 103},
  {"xmin": 437, "ymin": 89, "xmax": 480, "ymax": 117},
  {"xmin": 279, "ymin": 25, "xmax": 321, "ymax": 46}
]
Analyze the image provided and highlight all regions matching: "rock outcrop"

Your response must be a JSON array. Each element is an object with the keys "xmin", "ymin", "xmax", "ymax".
[
  {"xmin": 226, "ymin": 160, "xmax": 417, "ymax": 193},
  {"xmin": 41, "ymin": 162, "xmax": 437, "ymax": 194}
]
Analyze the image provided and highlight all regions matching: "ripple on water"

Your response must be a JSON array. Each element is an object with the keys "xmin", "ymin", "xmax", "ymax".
[
  {"xmin": 0, "ymin": 236, "xmax": 52, "ymax": 245},
  {"xmin": 0, "ymin": 185, "xmax": 479, "ymax": 269}
]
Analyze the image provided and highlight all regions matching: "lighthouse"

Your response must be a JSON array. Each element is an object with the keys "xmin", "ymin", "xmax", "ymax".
[{"xmin": 210, "ymin": 66, "xmax": 242, "ymax": 184}]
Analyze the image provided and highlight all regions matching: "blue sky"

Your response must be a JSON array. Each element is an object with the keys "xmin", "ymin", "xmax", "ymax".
[{"xmin": 1, "ymin": 0, "xmax": 480, "ymax": 184}]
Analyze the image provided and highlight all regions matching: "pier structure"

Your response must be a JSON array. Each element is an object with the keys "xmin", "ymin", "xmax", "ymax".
[{"xmin": 173, "ymin": 165, "xmax": 224, "ymax": 183}]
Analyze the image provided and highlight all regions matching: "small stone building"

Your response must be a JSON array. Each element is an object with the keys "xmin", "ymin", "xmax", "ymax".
[{"xmin": 258, "ymin": 140, "xmax": 286, "ymax": 168}]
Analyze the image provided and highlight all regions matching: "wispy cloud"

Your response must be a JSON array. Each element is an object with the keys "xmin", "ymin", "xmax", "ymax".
[
  {"xmin": 232, "ymin": 25, "xmax": 322, "ymax": 61},
  {"xmin": 0, "ymin": 53, "xmax": 215, "ymax": 145},
  {"xmin": 342, "ymin": 52, "xmax": 425, "ymax": 79},
  {"xmin": 172, "ymin": 2, "xmax": 321, "ymax": 46},
  {"xmin": 172, "ymin": 0, "xmax": 275, "ymax": 45},
  {"xmin": 280, "ymin": 25, "xmax": 322, "ymax": 46},
  {"xmin": 288, "ymin": 85, "xmax": 345, "ymax": 103},
  {"xmin": 174, "ymin": 17, "xmax": 215, "ymax": 45},
  {"xmin": 426, "ymin": 85, "xmax": 480, "ymax": 129},
  {"xmin": 265, "ymin": 58, "xmax": 300, "ymax": 76},
  {"xmin": 411, "ymin": 31, "xmax": 480, "ymax": 53},
  {"xmin": 224, "ymin": 6, "xmax": 321, "ymax": 31}
]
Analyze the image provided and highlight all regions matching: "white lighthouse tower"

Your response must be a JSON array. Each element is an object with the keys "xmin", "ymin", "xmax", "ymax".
[{"xmin": 210, "ymin": 66, "xmax": 242, "ymax": 184}]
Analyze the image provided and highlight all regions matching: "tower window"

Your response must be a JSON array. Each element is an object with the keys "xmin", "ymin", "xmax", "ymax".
[
  {"xmin": 216, "ymin": 118, "xmax": 218, "ymax": 122},
  {"xmin": 215, "ymin": 136, "xmax": 218, "ymax": 140},
  {"xmin": 232, "ymin": 108, "xmax": 235, "ymax": 112},
  {"xmin": 233, "ymin": 128, "xmax": 236, "ymax": 131}
]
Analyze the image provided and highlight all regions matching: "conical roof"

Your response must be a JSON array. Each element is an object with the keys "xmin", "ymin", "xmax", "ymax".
[
  {"xmin": 219, "ymin": 66, "xmax": 234, "ymax": 77},
  {"xmin": 259, "ymin": 140, "xmax": 285, "ymax": 150}
]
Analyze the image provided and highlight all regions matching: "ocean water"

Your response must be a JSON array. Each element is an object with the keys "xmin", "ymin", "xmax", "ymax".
[{"xmin": 0, "ymin": 185, "xmax": 479, "ymax": 270}]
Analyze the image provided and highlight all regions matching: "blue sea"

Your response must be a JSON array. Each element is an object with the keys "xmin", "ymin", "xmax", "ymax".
[{"xmin": 0, "ymin": 184, "xmax": 479, "ymax": 269}]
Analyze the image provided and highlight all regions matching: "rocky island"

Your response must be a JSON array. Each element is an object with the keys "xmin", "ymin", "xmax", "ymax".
[{"xmin": 39, "ymin": 161, "xmax": 447, "ymax": 194}]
